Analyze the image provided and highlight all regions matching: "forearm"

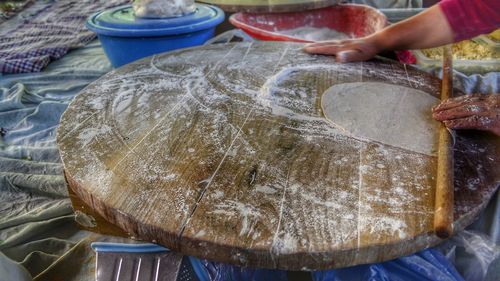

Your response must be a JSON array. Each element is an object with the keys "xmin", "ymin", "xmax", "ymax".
[{"xmin": 367, "ymin": 4, "xmax": 454, "ymax": 51}]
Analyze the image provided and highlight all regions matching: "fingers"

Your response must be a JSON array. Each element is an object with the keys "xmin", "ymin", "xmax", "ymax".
[
  {"xmin": 303, "ymin": 37, "xmax": 380, "ymax": 63},
  {"xmin": 303, "ymin": 39, "xmax": 362, "ymax": 56},
  {"xmin": 303, "ymin": 41, "xmax": 338, "ymax": 49},
  {"xmin": 303, "ymin": 43, "xmax": 371, "ymax": 62},
  {"xmin": 303, "ymin": 43, "xmax": 345, "ymax": 55},
  {"xmin": 336, "ymin": 50, "xmax": 367, "ymax": 62},
  {"xmin": 443, "ymin": 115, "xmax": 494, "ymax": 132},
  {"xmin": 433, "ymin": 94, "xmax": 500, "ymax": 136},
  {"xmin": 303, "ymin": 39, "xmax": 352, "ymax": 48},
  {"xmin": 432, "ymin": 102, "xmax": 488, "ymax": 121},
  {"xmin": 303, "ymin": 45, "xmax": 367, "ymax": 62},
  {"xmin": 336, "ymin": 50, "xmax": 375, "ymax": 63},
  {"xmin": 432, "ymin": 94, "xmax": 485, "ymax": 112},
  {"xmin": 303, "ymin": 41, "xmax": 341, "ymax": 54}
]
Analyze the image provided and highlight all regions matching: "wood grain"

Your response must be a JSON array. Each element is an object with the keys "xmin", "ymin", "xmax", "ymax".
[
  {"xmin": 434, "ymin": 45, "xmax": 454, "ymax": 239},
  {"xmin": 57, "ymin": 42, "xmax": 500, "ymax": 270}
]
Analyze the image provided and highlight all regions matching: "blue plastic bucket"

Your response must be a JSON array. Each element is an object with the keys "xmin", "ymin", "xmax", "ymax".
[{"xmin": 86, "ymin": 4, "xmax": 224, "ymax": 67}]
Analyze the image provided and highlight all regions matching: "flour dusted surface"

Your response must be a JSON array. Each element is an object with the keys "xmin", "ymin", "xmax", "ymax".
[{"xmin": 57, "ymin": 42, "xmax": 500, "ymax": 270}]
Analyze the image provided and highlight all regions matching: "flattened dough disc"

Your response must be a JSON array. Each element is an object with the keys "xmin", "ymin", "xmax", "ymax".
[{"xmin": 321, "ymin": 82, "xmax": 441, "ymax": 155}]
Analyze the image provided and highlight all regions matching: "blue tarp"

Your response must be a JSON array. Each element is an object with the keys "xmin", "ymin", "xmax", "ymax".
[{"xmin": 190, "ymin": 249, "xmax": 463, "ymax": 281}]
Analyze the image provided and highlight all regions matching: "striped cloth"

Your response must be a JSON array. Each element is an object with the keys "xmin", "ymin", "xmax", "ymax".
[{"xmin": 0, "ymin": 0, "xmax": 127, "ymax": 74}]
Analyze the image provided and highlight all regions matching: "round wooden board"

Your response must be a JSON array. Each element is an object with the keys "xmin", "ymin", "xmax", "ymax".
[{"xmin": 58, "ymin": 42, "xmax": 500, "ymax": 270}]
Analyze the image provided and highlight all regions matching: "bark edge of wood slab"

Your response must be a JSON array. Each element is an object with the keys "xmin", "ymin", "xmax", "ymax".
[{"xmin": 58, "ymin": 42, "xmax": 500, "ymax": 270}]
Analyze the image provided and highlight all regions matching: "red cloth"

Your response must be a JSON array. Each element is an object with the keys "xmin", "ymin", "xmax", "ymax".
[{"xmin": 439, "ymin": 0, "xmax": 500, "ymax": 42}]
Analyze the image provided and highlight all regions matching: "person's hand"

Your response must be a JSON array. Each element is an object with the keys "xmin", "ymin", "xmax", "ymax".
[
  {"xmin": 302, "ymin": 37, "xmax": 382, "ymax": 63},
  {"xmin": 303, "ymin": 4, "xmax": 455, "ymax": 62},
  {"xmin": 432, "ymin": 94, "xmax": 500, "ymax": 136}
]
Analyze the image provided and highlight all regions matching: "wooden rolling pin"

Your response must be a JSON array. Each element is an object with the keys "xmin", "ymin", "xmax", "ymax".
[{"xmin": 434, "ymin": 45, "xmax": 454, "ymax": 239}]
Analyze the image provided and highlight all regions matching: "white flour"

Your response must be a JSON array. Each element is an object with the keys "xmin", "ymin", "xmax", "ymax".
[
  {"xmin": 279, "ymin": 26, "xmax": 350, "ymax": 42},
  {"xmin": 133, "ymin": 0, "xmax": 195, "ymax": 18},
  {"xmin": 58, "ymin": 42, "xmax": 495, "ymax": 269}
]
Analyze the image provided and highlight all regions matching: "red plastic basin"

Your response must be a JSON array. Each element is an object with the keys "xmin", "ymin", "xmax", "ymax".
[{"xmin": 229, "ymin": 4, "xmax": 388, "ymax": 43}]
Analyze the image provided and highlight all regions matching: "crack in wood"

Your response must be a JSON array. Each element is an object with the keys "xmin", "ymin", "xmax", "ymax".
[
  {"xmin": 177, "ymin": 109, "xmax": 255, "ymax": 240},
  {"xmin": 110, "ymin": 95, "xmax": 188, "ymax": 171},
  {"xmin": 270, "ymin": 168, "xmax": 291, "ymax": 267},
  {"xmin": 58, "ymin": 111, "xmax": 99, "ymax": 143},
  {"xmin": 357, "ymin": 145, "xmax": 363, "ymax": 249}
]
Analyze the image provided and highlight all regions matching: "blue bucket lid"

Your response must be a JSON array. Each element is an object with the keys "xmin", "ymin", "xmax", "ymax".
[{"xmin": 86, "ymin": 4, "xmax": 224, "ymax": 37}]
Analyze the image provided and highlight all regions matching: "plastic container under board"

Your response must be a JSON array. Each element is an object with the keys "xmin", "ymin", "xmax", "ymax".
[
  {"xmin": 91, "ymin": 243, "xmax": 203, "ymax": 281},
  {"xmin": 412, "ymin": 49, "xmax": 500, "ymax": 74}
]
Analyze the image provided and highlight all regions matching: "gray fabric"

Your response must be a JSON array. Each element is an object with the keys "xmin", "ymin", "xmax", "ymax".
[
  {"xmin": 0, "ymin": 39, "xmax": 111, "ymax": 281},
  {"xmin": 0, "ymin": 251, "xmax": 32, "ymax": 281}
]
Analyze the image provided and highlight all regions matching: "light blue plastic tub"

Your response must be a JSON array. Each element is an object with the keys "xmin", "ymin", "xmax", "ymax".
[
  {"xmin": 91, "ymin": 242, "xmax": 210, "ymax": 281},
  {"xmin": 86, "ymin": 4, "xmax": 224, "ymax": 67}
]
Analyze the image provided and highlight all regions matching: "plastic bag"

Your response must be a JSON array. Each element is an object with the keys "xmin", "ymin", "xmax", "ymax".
[
  {"xmin": 438, "ymin": 230, "xmax": 500, "ymax": 281},
  {"xmin": 192, "ymin": 249, "xmax": 463, "ymax": 281},
  {"xmin": 192, "ymin": 258, "xmax": 288, "ymax": 281},
  {"xmin": 312, "ymin": 249, "xmax": 463, "ymax": 281},
  {"xmin": 132, "ymin": 0, "xmax": 195, "ymax": 18}
]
